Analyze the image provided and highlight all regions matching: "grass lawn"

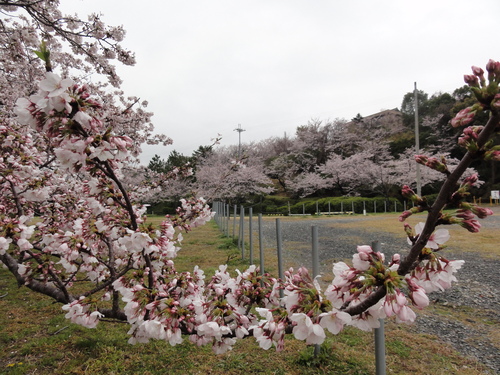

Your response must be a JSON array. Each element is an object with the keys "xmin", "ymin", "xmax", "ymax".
[{"xmin": 0, "ymin": 217, "xmax": 494, "ymax": 375}]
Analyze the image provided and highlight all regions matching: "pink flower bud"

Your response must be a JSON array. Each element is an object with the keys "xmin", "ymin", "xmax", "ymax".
[
  {"xmin": 395, "ymin": 290, "xmax": 407, "ymax": 307},
  {"xmin": 486, "ymin": 59, "xmax": 498, "ymax": 82},
  {"xmin": 471, "ymin": 206, "xmax": 493, "ymax": 219},
  {"xmin": 486, "ymin": 59, "xmax": 498, "ymax": 73},
  {"xmin": 456, "ymin": 209, "xmax": 475, "ymax": 221},
  {"xmin": 410, "ymin": 287, "xmax": 429, "ymax": 308},
  {"xmin": 463, "ymin": 126, "xmax": 482, "ymax": 139},
  {"xmin": 401, "ymin": 185, "xmax": 416, "ymax": 199},
  {"xmin": 451, "ymin": 107, "xmax": 476, "ymax": 127},
  {"xmin": 462, "ymin": 173, "xmax": 478, "ymax": 187},
  {"xmin": 471, "ymin": 66, "xmax": 484, "ymax": 77},
  {"xmin": 484, "ymin": 150, "xmax": 500, "ymax": 161},
  {"xmin": 414, "ymin": 155, "xmax": 428, "ymax": 165},
  {"xmin": 398, "ymin": 211, "xmax": 412, "ymax": 222},
  {"xmin": 460, "ymin": 219, "xmax": 481, "ymax": 233},
  {"xmin": 463, "ymin": 74, "xmax": 479, "ymax": 87},
  {"xmin": 356, "ymin": 245, "xmax": 372, "ymax": 254},
  {"xmin": 472, "ymin": 65, "xmax": 486, "ymax": 87},
  {"xmin": 424, "ymin": 156, "xmax": 448, "ymax": 173}
]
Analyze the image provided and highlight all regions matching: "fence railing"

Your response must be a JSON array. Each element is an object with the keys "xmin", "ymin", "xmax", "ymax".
[{"xmin": 216, "ymin": 199, "xmax": 412, "ymax": 217}]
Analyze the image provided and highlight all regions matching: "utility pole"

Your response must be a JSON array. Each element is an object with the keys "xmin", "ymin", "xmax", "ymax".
[
  {"xmin": 234, "ymin": 124, "xmax": 245, "ymax": 158},
  {"xmin": 414, "ymin": 82, "xmax": 422, "ymax": 197}
]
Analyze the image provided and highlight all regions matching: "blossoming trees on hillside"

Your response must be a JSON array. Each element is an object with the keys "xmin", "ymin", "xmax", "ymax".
[{"xmin": 1, "ymin": 0, "xmax": 500, "ymax": 357}]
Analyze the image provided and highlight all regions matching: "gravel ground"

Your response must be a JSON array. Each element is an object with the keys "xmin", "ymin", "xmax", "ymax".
[{"xmin": 255, "ymin": 208, "xmax": 500, "ymax": 374}]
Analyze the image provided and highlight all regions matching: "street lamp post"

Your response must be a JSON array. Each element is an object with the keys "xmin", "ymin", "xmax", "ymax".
[
  {"xmin": 234, "ymin": 124, "xmax": 246, "ymax": 158},
  {"xmin": 414, "ymin": 82, "xmax": 422, "ymax": 197}
]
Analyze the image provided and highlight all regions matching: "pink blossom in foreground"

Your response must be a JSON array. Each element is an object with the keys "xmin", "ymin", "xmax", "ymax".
[
  {"xmin": 251, "ymin": 308, "xmax": 286, "ymax": 351},
  {"xmin": 319, "ymin": 310, "xmax": 352, "ymax": 334},
  {"xmin": 289, "ymin": 313, "xmax": 326, "ymax": 345},
  {"xmin": 39, "ymin": 72, "xmax": 74, "ymax": 97},
  {"xmin": 62, "ymin": 299, "xmax": 104, "ymax": 329},
  {"xmin": 411, "ymin": 259, "xmax": 464, "ymax": 293},
  {"xmin": 406, "ymin": 277, "xmax": 430, "ymax": 309},
  {"xmin": 0, "ymin": 237, "xmax": 12, "ymax": 255},
  {"xmin": 408, "ymin": 222, "xmax": 450, "ymax": 249},
  {"xmin": 352, "ymin": 245, "xmax": 373, "ymax": 271},
  {"xmin": 350, "ymin": 310, "xmax": 382, "ymax": 331}
]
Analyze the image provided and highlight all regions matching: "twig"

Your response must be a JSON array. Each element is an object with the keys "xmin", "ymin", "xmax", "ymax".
[{"xmin": 51, "ymin": 326, "xmax": 69, "ymax": 335}]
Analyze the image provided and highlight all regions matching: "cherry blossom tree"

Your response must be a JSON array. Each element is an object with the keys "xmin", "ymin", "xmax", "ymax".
[
  {"xmin": 0, "ymin": 0, "xmax": 170, "ymax": 155},
  {"xmin": 291, "ymin": 146, "xmax": 480, "ymax": 199},
  {"xmin": 1, "ymin": 3, "xmax": 499, "ymax": 354},
  {"xmin": 264, "ymin": 153, "xmax": 300, "ymax": 192},
  {"xmin": 194, "ymin": 148, "xmax": 274, "ymax": 202}
]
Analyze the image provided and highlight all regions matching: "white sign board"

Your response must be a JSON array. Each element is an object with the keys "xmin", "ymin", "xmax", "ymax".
[{"xmin": 491, "ymin": 190, "xmax": 500, "ymax": 200}]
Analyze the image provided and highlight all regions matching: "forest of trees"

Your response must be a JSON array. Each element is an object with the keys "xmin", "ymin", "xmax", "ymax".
[{"xmin": 146, "ymin": 86, "xmax": 498, "ymax": 212}]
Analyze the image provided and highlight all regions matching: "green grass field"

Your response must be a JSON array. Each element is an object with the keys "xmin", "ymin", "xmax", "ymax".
[{"xmin": 0, "ymin": 217, "xmax": 495, "ymax": 375}]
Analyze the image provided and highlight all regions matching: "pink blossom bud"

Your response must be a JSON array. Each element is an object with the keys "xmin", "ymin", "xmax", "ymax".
[
  {"xmin": 486, "ymin": 59, "xmax": 498, "ymax": 82},
  {"xmin": 451, "ymin": 107, "xmax": 476, "ymax": 127},
  {"xmin": 471, "ymin": 206, "xmax": 494, "ymax": 219},
  {"xmin": 471, "ymin": 66, "xmax": 484, "ymax": 77},
  {"xmin": 383, "ymin": 298, "xmax": 395, "ymax": 317},
  {"xmin": 462, "ymin": 174, "xmax": 478, "ymax": 187},
  {"xmin": 410, "ymin": 287, "xmax": 429, "ymax": 308},
  {"xmin": 460, "ymin": 219, "xmax": 481, "ymax": 233},
  {"xmin": 356, "ymin": 245, "xmax": 372, "ymax": 254},
  {"xmin": 484, "ymin": 150, "xmax": 500, "ymax": 161},
  {"xmin": 414, "ymin": 155, "xmax": 428, "ymax": 165},
  {"xmin": 463, "ymin": 74, "xmax": 479, "ymax": 87},
  {"xmin": 401, "ymin": 185, "xmax": 416, "ymax": 199},
  {"xmin": 458, "ymin": 126, "xmax": 483, "ymax": 151},
  {"xmin": 463, "ymin": 126, "xmax": 482, "ymax": 139},
  {"xmin": 395, "ymin": 290, "xmax": 407, "ymax": 307},
  {"xmin": 424, "ymin": 157, "xmax": 448, "ymax": 173},
  {"xmin": 472, "ymin": 65, "xmax": 486, "ymax": 87},
  {"xmin": 456, "ymin": 209, "xmax": 475, "ymax": 221},
  {"xmin": 486, "ymin": 59, "xmax": 497, "ymax": 73},
  {"xmin": 399, "ymin": 210, "xmax": 412, "ymax": 222}
]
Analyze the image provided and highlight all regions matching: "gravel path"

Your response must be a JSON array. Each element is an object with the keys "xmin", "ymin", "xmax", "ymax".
[{"xmin": 256, "ymin": 210, "xmax": 500, "ymax": 374}]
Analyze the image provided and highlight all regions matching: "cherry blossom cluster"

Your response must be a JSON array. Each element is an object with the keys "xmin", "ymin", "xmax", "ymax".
[
  {"xmin": 451, "ymin": 60, "xmax": 500, "ymax": 160},
  {"xmin": 2, "ymin": 71, "xmax": 213, "ymax": 334},
  {"xmin": 1, "ymin": 1, "xmax": 135, "ymax": 88},
  {"xmin": 79, "ymin": 227, "xmax": 463, "ymax": 354}
]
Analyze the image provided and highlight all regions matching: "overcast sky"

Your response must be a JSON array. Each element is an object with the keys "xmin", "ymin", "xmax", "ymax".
[{"xmin": 61, "ymin": 0, "xmax": 499, "ymax": 164}]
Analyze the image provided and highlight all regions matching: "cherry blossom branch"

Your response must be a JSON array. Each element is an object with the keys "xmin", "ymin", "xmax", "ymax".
[
  {"xmin": 6, "ymin": 178, "xmax": 24, "ymax": 216},
  {"xmin": 0, "ymin": 251, "xmax": 72, "ymax": 303},
  {"xmin": 400, "ymin": 110, "xmax": 499, "ymax": 276},
  {"xmin": 4, "ymin": 0, "xmax": 135, "ymax": 85}
]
